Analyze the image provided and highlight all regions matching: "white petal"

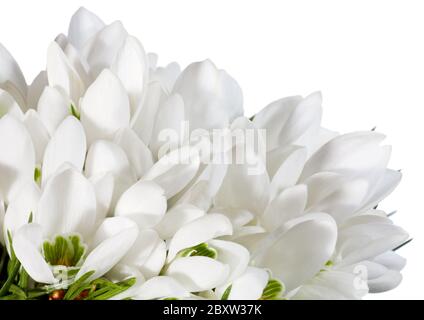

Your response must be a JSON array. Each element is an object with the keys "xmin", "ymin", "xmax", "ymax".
[
  {"xmin": 269, "ymin": 147, "xmax": 307, "ymax": 197},
  {"xmin": 90, "ymin": 216, "xmax": 138, "ymax": 248},
  {"xmin": 85, "ymin": 140, "xmax": 135, "ymax": 208},
  {"xmin": 0, "ymin": 115, "xmax": 35, "ymax": 202},
  {"xmin": 142, "ymin": 146, "xmax": 200, "ymax": 199},
  {"xmin": 173, "ymin": 60, "xmax": 243, "ymax": 130},
  {"xmin": 81, "ymin": 21, "xmax": 128, "ymax": 78},
  {"xmin": 112, "ymin": 36, "xmax": 148, "ymax": 117},
  {"xmin": 42, "ymin": 116, "xmax": 86, "ymax": 184},
  {"xmin": 4, "ymin": 182, "xmax": 40, "ymax": 243},
  {"xmin": 262, "ymin": 185, "xmax": 308, "ymax": 232},
  {"xmin": 217, "ymin": 266, "xmax": 269, "ymax": 300},
  {"xmin": 337, "ymin": 219, "xmax": 409, "ymax": 267},
  {"xmin": 85, "ymin": 140, "xmax": 133, "ymax": 179},
  {"xmin": 37, "ymin": 168, "xmax": 96, "ymax": 238},
  {"xmin": 0, "ymin": 43, "xmax": 27, "ymax": 108},
  {"xmin": 90, "ymin": 173, "xmax": 115, "ymax": 223},
  {"xmin": 23, "ymin": 110, "xmax": 50, "ymax": 165},
  {"xmin": 155, "ymin": 204, "xmax": 205, "ymax": 240},
  {"xmin": 308, "ymin": 178, "xmax": 371, "ymax": 223},
  {"xmin": 131, "ymin": 81, "xmax": 165, "ymax": 144},
  {"xmin": 211, "ymin": 208, "xmax": 254, "ymax": 230},
  {"xmin": 253, "ymin": 213, "xmax": 337, "ymax": 291},
  {"xmin": 367, "ymin": 270, "xmax": 402, "ymax": 293},
  {"xmin": 215, "ymin": 156, "xmax": 270, "ymax": 216},
  {"xmin": 149, "ymin": 93, "xmax": 185, "ymax": 157},
  {"xmin": 106, "ymin": 264, "xmax": 145, "ymax": 300},
  {"xmin": 47, "ymin": 42, "xmax": 85, "ymax": 105},
  {"xmin": 294, "ymin": 270, "xmax": 368, "ymax": 300},
  {"xmin": 80, "ymin": 69, "xmax": 130, "ymax": 144},
  {"xmin": 121, "ymin": 228, "xmax": 166, "ymax": 278},
  {"xmin": 359, "ymin": 169, "xmax": 402, "ymax": 212},
  {"xmin": 114, "ymin": 127, "xmax": 153, "ymax": 178},
  {"xmin": 0, "ymin": 88, "xmax": 24, "ymax": 119},
  {"xmin": 301, "ymin": 131, "xmax": 388, "ymax": 180},
  {"xmin": 37, "ymin": 86, "xmax": 70, "ymax": 135},
  {"xmin": 63, "ymin": 42, "xmax": 90, "ymax": 86},
  {"xmin": 373, "ymin": 251, "xmax": 406, "ymax": 271},
  {"xmin": 150, "ymin": 62, "xmax": 181, "ymax": 94},
  {"xmin": 77, "ymin": 217, "xmax": 138, "ymax": 281},
  {"xmin": 175, "ymin": 163, "xmax": 228, "ymax": 211},
  {"xmin": 253, "ymin": 96, "xmax": 302, "ymax": 150},
  {"xmin": 167, "ymin": 213, "xmax": 233, "ymax": 261},
  {"xmin": 134, "ymin": 276, "xmax": 189, "ymax": 300},
  {"xmin": 13, "ymin": 223, "xmax": 56, "ymax": 284},
  {"xmin": 209, "ymin": 240, "xmax": 250, "ymax": 282},
  {"xmin": 138, "ymin": 239, "xmax": 166, "ymax": 279},
  {"xmin": 304, "ymin": 172, "xmax": 343, "ymax": 209},
  {"xmin": 278, "ymin": 92, "xmax": 322, "ymax": 146},
  {"xmin": 115, "ymin": 180, "xmax": 167, "ymax": 229},
  {"xmin": 68, "ymin": 7, "xmax": 105, "ymax": 50},
  {"xmin": 165, "ymin": 256, "xmax": 230, "ymax": 292}
]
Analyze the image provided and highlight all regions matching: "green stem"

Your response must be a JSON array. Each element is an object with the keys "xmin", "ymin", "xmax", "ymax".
[{"xmin": 0, "ymin": 259, "xmax": 21, "ymax": 297}]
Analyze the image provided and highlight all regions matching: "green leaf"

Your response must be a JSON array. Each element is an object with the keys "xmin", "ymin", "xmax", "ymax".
[
  {"xmin": 221, "ymin": 285, "xmax": 232, "ymax": 300},
  {"xmin": 86, "ymin": 277, "xmax": 136, "ymax": 300},
  {"xmin": 63, "ymin": 270, "xmax": 95, "ymax": 300},
  {"xmin": 0, "ymin": 232, "xmax": 21, "ymax": 297},
  {"xmin": 9, "ymin": 284, "xmax": 26, "ymax": 299},
  {"xmin": 17, "ymin": 268, "xmax": 29, "ymax": 291},
  {"xmin": 260, "ymin": 279, "xmax": 284, "ymax": 300},
  {"xmin": 27, "ymin": 289, "xmax": 49, "ymax": 299}
]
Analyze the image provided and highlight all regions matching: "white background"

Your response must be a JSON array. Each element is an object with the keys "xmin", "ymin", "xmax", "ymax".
[{"xmin": 0, "ymin": 0, "xmax": 422, "ymax": 299}]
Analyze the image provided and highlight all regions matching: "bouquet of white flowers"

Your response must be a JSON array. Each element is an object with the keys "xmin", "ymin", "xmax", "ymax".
[{"xmin": 0, "ymin": 7, "xmax": 409, "ymax": 300}]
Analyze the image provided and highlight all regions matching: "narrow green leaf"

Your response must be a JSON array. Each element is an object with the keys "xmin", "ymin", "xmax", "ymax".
[
  {"xmin": 221, "ymin": 285, "xmax": 232, "ymax": 300},
  {"xmin": 0, "ymin": 256, "xmax": 21, "ymax": 297},
  {"xmin": 18, "ymin": 268, "xmax": 29, "ymax": 291},
  {"xmin": 0, "ymin": 232, "xmax": 21, "ymax": 297},
  {"xmin": 63, "ymin": 270, "xmax": 95, "ymax": 300},
  {"xmin": 9, "ymin": 284, "xmax": 26, "ymax": 299}
]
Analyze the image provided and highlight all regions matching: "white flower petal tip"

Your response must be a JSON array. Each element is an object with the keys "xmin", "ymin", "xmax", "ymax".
[
  {"xmin": 115, "ymin": 180, "xmax": 167, "ymax": 229},
  {"xmin": 42, "ymin": 116, "xmax": 86, "ymax": 184},
  {"xmin": 80, "ymin": 69, "xmax": 130, "ymax": 144},
  {"xmin": 46, "ymin": 41, "xmax": 85, "ymax": 105},
  {"xmin": 37, "ymin": 167, "xmax": 97, "ymax": 239},
  {"xmin": 0, "ymin": 43, "xmax": 27, "ymax": 108},
  {"xmin": 68, "ymin": 7, "xmax": 105, "ymax": 50},
  {"xmin": 112, "ymin": 35, "xmax": 148, "ymax": 117},
  {"xmin": 253, "ymin": 213, "xmax": 338, "ymax": 292},
  {"xmin": 173, "ymin": 59, "xmax": 243, "ymax": 130}
]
